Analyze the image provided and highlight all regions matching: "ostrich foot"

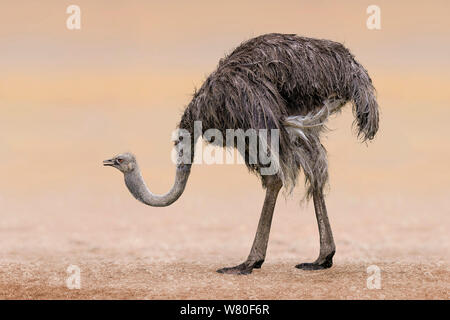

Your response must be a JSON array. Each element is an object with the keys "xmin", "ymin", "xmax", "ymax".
[
  {"xmin": 217, "ymin": 260, "xmax": 264, "ymax": 275},
  {"xmin": 295, "ymin": 251, "xmax": 335, "ymax": 271}
]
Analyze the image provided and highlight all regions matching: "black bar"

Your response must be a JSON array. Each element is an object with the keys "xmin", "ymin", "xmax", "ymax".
[{"xmin": 0, "ymin": 300, "xmax": 446, "ymax": 318}]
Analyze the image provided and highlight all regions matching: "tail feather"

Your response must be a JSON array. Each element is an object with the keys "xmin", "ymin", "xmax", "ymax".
[{"xmin": 350, "ymin": 64, "xmax": 379, "ymax": 141}]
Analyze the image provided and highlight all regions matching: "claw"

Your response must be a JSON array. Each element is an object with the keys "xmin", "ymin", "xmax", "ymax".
[
  {"xmin": 295, "ymin": 251, "xmax": 335, "ymax": 270},
  {"xmin": 216, "ymin": 262, "xmax": 255, "ymax": 275}
]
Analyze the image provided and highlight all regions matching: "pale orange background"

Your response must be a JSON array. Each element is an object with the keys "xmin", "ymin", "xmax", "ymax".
[{"xmin": 0, "ymin": 1, "xmax": 448, "ymax": 299}]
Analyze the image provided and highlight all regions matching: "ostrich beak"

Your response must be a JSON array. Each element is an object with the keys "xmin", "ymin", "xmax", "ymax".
[{"xmin": 103, "ymin": 158, "xmax": 115, "ymax": 166}]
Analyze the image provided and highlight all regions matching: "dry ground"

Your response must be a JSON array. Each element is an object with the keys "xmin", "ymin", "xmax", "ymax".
[{"xmin": 0, "ymin": 189, "xmax": 448, "ymax": 299}]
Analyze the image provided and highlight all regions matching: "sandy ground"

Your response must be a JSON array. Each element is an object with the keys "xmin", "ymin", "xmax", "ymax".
[{"xmin": 0, "ymin": 183, "xmax": 448, "ymax": 299}]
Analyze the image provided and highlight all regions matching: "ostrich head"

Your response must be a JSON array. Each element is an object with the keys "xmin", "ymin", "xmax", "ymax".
[{"xmin": 103, "ymin": 152, "xmax": 136, "ymax": 173}]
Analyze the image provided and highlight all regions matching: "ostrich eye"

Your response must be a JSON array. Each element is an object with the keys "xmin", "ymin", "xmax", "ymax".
[{"xmin": 117, "ymin": 159, "xmax": 124, "ymax": 163}]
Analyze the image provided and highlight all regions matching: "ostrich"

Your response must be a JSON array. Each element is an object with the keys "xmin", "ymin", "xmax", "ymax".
[{"xmin": 103, "ymin": 33, "xmax": 379, "ymax": 274}]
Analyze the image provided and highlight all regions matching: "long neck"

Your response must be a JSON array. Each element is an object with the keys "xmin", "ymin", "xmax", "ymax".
[{"xmin": 124, "ymin": 164, "xmax": 191, "ymax": 207}]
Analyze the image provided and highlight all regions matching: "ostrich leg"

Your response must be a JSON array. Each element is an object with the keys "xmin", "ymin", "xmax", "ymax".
[
  {"xmin": 296, "ymin": 189, "xmax": 336, "ymax": 270},
  {"xmin": 217, "ymin": 177, "xmax": 282, "ymax": 275}
]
